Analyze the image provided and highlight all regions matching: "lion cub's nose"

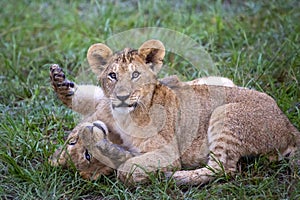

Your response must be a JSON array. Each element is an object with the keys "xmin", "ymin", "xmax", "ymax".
[{"xmin": 116, "ymin": 94, "xmax": 130, "ymax": 101}]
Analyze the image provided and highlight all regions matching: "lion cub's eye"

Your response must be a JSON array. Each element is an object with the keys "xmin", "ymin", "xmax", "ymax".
[
  {"xmin": 84, "ymin": 149, "xmax": 91, "ymax": 161},
  {"xmin": 108, "ymin": 72, "xmax": 117, "ymax": 80},
  {"xmin": 68, "ymin": 137, "xmax": 78, "ymax": 145},
  {"xmin": 132, "ymin": 71, "xmax": 140, "ymax": 79}
]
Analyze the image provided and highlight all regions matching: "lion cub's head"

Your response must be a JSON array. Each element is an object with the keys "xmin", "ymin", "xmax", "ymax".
[
  {"xmin": 49, "ymin": 122, "xmax": 112, "ymax": 179},
  {"xmin": 87, "ymin": 40, "xmax": 165, "ymax": 113}
]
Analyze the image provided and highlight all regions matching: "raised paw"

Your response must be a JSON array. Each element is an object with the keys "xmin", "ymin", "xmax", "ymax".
[
  {"xmin": 50, "ymin": 64, "xmax": 76, "ymax": 97},
  {"xmin": 79, "ymin": 121, "xmax": 134, "ymax": 169},
  {"xmin": 80, "ymin": 121, "xmax": 108, "ymax": 145}
]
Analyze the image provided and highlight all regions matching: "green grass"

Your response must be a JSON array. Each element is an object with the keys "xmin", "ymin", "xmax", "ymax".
[{"xmin": 1, "ymin": 0, "xmax": 300, "ymax": 199}]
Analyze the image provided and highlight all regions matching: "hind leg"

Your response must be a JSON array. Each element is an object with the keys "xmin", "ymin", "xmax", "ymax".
[
  {"xmin": 170, "ymin": 146, "xmax": 240, "ymax": 185},
  {"xmin": 170, "ymin": 104, "xmax": 242, "ymax": 185},
  {"xmin": 171, "ymin": 100, "xmax": 299, "ymax": 185},
  {"xmin": 171, "ymin": 145, "xmax": 240, "ymax": 186}
]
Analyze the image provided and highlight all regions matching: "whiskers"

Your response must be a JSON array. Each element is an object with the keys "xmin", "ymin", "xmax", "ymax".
[
  {"xmin": 108, "ymin": 97, "xmax": 118, "ymax": 107},
  {"xmin": 95, "ymin": 97, "xmax": 113, "ymax": 108},
  {"xmin": 136, "ymin": 97, "xmax": 147, "ymax": 113}
]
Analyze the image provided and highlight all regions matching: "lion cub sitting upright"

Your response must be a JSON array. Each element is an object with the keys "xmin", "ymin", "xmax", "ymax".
[{"xmin": 79, "ymin": 39, "xmax": 300, "ymax": 185}]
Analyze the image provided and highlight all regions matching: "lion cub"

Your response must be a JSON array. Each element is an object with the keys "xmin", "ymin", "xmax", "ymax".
[
  {"xmin": 49, "ymin": 64, "xmax": 234, "ymax": 179},
  {"xmin": 79, "ymin": 39, "xmax": 299, "ymax": 185},
  {"xmin": 49, "ymin": 121, "xmax": 113, "ymax": 179}
]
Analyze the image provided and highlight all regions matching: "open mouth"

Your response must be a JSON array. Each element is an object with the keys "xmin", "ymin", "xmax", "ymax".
[{"xmin": 112, "ymin": 102, "xmax": 138, "ymax": 109}]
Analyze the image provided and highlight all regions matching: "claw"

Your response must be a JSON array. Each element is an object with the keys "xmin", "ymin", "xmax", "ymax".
[
  {"xmin": 53, "ymin": 73, "xmax": 65, "ymax": 79},
  {"xmin": 93, "ymin": 121, "xmax": 108, "ymax": 136},
  {"xmin": 61, "ymin": 82, "xmax": 69, "ymax": 87},
  {"xmin": 69, "ymin": 82, "xmax": 75, "ymax": 88}
]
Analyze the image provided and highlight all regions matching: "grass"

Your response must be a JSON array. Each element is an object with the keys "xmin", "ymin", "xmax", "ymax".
[{"xmin": 0, "ymin": 0, "xmax": 299, "ymax": 199}]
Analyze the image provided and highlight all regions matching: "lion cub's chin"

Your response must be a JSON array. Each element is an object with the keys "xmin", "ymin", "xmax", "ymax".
[{"xmin": 113, "ymin": 106, "xmax": 135, "ymax": 114}]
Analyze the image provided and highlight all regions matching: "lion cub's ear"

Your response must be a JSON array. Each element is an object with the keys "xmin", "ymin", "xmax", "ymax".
[
  {"xmin": 138, "ymin": 40, "xmax": 165, "ymax": 75},
  {"xmin": 87, "ymin": 43, "xmax": 113, "ymax": 76}
]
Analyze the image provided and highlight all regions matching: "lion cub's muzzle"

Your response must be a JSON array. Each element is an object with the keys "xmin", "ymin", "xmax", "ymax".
[{"xmin": 112, "ymin": 93, "xmax": 138, "ymax": 109}]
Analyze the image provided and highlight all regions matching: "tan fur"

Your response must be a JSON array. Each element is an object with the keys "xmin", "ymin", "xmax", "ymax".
[
  {"xmin": 50, "ymin": 39, "xmax": 299, "ymax": 185},
  {"xmin": 81, "ymin": 39, "xmax": 300, "ymax": 185},
  {"xmin": 48, "ymin": 122, "xmax": 112, "ymax": 179},
  {"xmin": 49, "ymin": 64, "xmax": 234, "ymax": 179}
]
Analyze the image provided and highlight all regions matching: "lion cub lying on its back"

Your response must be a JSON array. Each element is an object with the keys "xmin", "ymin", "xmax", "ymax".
[
  {"xmin": 49, "ymin": 121, "xmax": 113, "ymax": 179},
  {"xmin": 51, "ymin": 39, "xmax": 299, "ymax": 186}
]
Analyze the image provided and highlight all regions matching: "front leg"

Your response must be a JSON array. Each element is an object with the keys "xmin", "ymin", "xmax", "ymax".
[
  {"xmin": 79, "ymin": 122, "xmax": 181, "ymax": 184},
  {"xmin": 50, "ymin": 64, "xmax": 76, "ymax": 108},
  {"xmin": 116, "ymin": 138, "xmax": 181, "ymax": 184},
  {"xmin": 50, "ymin": 64, "xmax": 106, "ymax": 116},
  {"xmin": 79, "ymin": 121, "xmax": 136, "ymax": 169}
]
